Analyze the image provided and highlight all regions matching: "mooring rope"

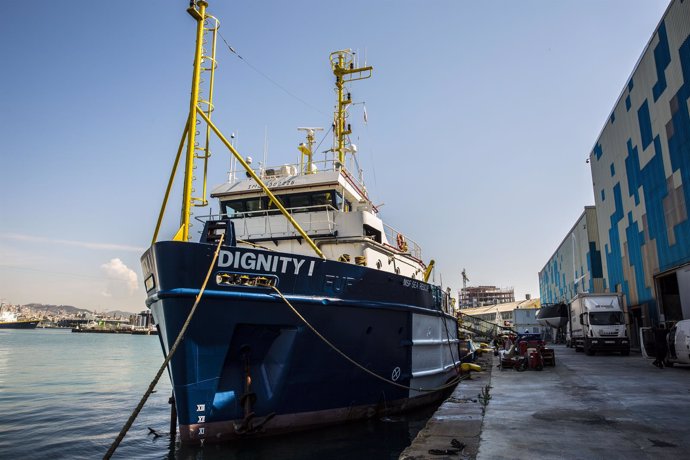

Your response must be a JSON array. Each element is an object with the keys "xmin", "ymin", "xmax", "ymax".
[
  {"xmin": 269, "ymin": 285, "xmax": 471, "ymax": 393},
  {"xmin": 104, "ymin": 234, "xmax": 225, "ymax": 459}
]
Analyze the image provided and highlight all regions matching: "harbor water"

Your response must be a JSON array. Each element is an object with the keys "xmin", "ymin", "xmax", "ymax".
[{"xmin": 0, "ymin": 328, "xmax": 434, "ymax": 459}]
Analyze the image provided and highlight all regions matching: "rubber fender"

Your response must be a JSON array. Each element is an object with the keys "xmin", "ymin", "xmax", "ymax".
[{"xmin": 460, "ymin": 363, "xmax": 482, "ymax": 372}]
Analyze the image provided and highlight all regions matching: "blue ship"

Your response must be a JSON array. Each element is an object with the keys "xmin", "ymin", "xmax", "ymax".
[{"xmin": 141, "ymin": 1, "xmax": 461, "ymax": 444}]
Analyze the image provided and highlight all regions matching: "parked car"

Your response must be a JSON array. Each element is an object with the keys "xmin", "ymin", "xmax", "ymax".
[{"xmin": 666, "ymin": 319, "xmax": 690, "ymax": 367}]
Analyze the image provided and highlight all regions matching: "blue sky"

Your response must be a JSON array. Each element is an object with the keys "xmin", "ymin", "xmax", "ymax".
[{"xmin": 0, "ymin": 0, "xmax": 670, "ymax": 312}]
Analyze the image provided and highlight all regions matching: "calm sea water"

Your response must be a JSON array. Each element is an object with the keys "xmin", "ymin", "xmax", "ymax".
[{"xmin": 0, "ymin": 329, "xmax": 433, "ymax": 459}]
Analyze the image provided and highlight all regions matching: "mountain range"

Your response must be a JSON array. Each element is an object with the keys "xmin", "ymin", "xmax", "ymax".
[{"xmin": 22, "ymin": 303, "xmax": 141, "ymax": 318}]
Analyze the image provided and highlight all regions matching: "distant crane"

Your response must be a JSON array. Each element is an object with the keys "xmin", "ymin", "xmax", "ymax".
[{"xmin": 460, "ymin": 268, "xmax": 470, "ymax": 309}]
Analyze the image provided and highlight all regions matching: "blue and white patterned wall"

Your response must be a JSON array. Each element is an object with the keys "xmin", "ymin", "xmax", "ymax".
[
  {"xmin": 589, "ymin": 0, "xmax": 690, "ymax": 320},
  {"xmin": 539, "ymin": 207, "xmax": 604, "ymax": 304}
]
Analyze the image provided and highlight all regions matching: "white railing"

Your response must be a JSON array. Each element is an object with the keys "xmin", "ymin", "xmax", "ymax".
[
  {"xmin": 383, "ymin": 223, "xmax": 422, "ymax": 260},
  {"xmin": 228, "ymin": 156, "xmax": 368, "ymax": 194},
  {"xmin": 196, "ymin": 205, "xmax": 337, "ymax": 241}
]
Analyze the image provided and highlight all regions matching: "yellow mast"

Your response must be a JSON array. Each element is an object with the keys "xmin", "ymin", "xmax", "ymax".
[
  {"xmin": 329, "ymin": 50, "xmax": 372, "ymax": 166},
  {"xmin": 179, "ymin": 1, "xmax": 208, "ymax": 241},
  {"xmin": 153, "ymin": 1, "xmax": 325, "ymax": 258}
]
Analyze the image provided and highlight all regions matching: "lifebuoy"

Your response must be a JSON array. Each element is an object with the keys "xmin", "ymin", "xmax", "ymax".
[{"xmin": 396, "ymin": 233, "xmax": 408, "ymax": 252}]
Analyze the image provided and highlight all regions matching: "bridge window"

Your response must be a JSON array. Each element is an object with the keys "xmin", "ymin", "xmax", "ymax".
[{"xmin": 222, "ymin": 189, "xmax": 342, "ymax": 216}]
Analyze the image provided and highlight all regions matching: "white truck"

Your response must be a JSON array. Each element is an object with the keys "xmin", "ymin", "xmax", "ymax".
[{"xmin": 569, "ymin": 293, "xmax": 630, "ymax": 356}]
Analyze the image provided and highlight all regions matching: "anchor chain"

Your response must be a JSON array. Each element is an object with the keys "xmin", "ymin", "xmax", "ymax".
[{"xmin": 233, "ymin": 346, "xmax": 275, "ymax": 435}]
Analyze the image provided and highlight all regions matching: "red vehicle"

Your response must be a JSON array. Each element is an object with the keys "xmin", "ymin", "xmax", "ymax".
[{"xmin": 500, "ymin": 335, "xmax": 555, "ymax": 371}]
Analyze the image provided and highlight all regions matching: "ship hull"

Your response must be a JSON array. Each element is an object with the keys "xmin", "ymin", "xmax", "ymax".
[
  {"xmin": 0, "ymin": 320, "xmax": 39, "ymax": 329},
  {"xmin": 536, "ymin": 303, "xmax": 569, "ymax": 329},
  {"xmin": 142, "ymin": 241, "xmax": 460, "ymax": 444}
]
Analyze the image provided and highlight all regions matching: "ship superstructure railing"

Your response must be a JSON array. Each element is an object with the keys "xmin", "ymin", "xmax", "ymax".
[
  {"xmin": 228, "ymin": 157, "xmax": 368, "ymax": 195},
  {"xmin": 383, "ymin": 224, "xmax": 422, "ymax": 260},
  {"xmin": 197, "ymin": 207, "xmax": 425, "ymax": 263},
  {"xmin": 196, "ymin": 204, "xmax": 337, "ymax": 241}
]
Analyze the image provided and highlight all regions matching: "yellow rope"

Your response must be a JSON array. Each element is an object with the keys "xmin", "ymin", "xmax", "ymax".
[
  {"xmin": 104, "ymin": 234, "xmax": 225, "ymax": 459},
  {"xmin": 270, "ymin": 285, "xmax": 470, "ymax": 393}
]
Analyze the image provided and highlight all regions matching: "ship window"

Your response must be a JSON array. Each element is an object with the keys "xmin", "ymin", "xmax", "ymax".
[
  {"xmin": 312, "ymin": 192, "xmax": 333, "ymax": 207},
  {"xmin": 244, "ymin": 198, "xmax": 264, "ymax": 216},
  {"xmin": 266, "ymin": 196, "xmax": 285, "ymax": 214},
  {"xmin": 223, "ymin": 189, "xmax": 340, "ymax": 216},
  {"xmin": 280, "ymin": 190, "xmax": 338, "ymax": 211},
  {"xmin": 222, "ymin": 198, "xmax": 265, "ymax": 217},
  {"xmin": 363, "ymin": 224, "xmax": 381, "ymax": 243},
  {"xmin": 222, "ymin": 201, "xmax": 245, "ymax": 217},
  {"xmin": 287, "ymin": 193, "xmax": 310, "ymax": 210}
]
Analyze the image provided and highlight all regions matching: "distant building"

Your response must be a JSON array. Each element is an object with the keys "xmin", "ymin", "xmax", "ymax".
[
  {"xmin": 513, "ymin": 308, "xmax": 541, "ymax": 335},
  {"xmin": 458, "ymin": 285, "xmax": 514, "ymax": 309}
]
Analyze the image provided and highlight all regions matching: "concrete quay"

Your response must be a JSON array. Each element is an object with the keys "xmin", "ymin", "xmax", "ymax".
[{"xmin": 401, "ymin": 345, "xmax": 690, "ymax": 460}]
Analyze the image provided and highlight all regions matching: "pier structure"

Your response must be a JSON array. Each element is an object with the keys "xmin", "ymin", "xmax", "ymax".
[{"xmin": 401, "ymin": 346, "xmax": 690, "ymax": 459}]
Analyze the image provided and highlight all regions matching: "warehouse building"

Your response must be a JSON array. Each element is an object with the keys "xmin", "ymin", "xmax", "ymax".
[
  {"xmin": 540, "ymin": 0, "xmax": 690, "ymax": 329},
  {"xmin": 539, "ymin": 207, "xmax": 604, "ymax": 304}
]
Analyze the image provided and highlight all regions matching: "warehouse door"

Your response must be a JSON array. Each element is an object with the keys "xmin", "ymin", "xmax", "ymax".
[{"xmin": 655, "ymin": 268, "xmax": 690, "ymax": 322}]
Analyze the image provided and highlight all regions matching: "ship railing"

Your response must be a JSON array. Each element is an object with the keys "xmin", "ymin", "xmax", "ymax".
[
  {"xmin": 228, "ymin": 156, "xmax": 367, "ymax": 193},
  {"xmin": 382, "ymin": 223, "xmax": 422, "ymax": 260},
  {"xmin": 196, "ymin": 204, "xmax": 337, "ymax": 241}
]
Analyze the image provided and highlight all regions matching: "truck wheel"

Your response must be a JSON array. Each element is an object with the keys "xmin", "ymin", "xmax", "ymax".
[
  {"xmin": 585, "ymin": 345, "xmax": 595, "ymax": 356},
  {"xmin": 621, "ymin": 350, "xmax": 629, "ymax": 356}
]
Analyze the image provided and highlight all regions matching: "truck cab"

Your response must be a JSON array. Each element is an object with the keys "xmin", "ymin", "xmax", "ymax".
[{"xmin": 569, "ymin": 293, "xmax": 630, "ymax": 356}]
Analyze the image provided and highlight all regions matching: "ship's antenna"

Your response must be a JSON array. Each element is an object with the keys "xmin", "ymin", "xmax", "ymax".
[
  {"xmin": 229, "ymin": 132, "xmax": 237, "ymax": 183},
  {"xmin": 298, "ymin": 127, "xmax": 324, "ymax": 174},
  {"xmin": 263, "ymin": 126, "xmax": 268, "ymax": 175},
  {"xmin": 329, "ymin": 49, "xmax": 372, "ymax": 168}
]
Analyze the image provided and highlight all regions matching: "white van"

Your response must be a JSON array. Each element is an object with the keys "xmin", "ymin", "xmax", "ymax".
[{"xmin": 666, "ymin": 319, "xmax": 690, "ymax": 367}]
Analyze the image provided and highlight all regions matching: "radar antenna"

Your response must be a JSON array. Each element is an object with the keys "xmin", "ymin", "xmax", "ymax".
[{"xmin": 297, "ymin": 127, "xmax": 324, "ymax": 174}]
